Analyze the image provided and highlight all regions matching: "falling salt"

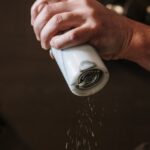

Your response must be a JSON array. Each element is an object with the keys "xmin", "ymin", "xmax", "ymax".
[
  {"xmin": 98, "ymin": 121, "xmax": 103, "ymax": 128},
  {"xmin": 65, "ymin": 142, "xmax": 69, "ymax": 149},
  {"xmin": 91, "ymin": 131, "xmax": 95, "ymax": 137},
  {"xmin": 83, "ymin": 138, "xmax": 86, "ymax": 145},
  {"xmin": 65, "ymin": 96, "xmax": 102, "ymax": 150}
]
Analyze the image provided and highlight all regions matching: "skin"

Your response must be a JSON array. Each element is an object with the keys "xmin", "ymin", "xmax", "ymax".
[{"xmin": 31, "ymin": 0, "xmax": 150, "ymax": 71}]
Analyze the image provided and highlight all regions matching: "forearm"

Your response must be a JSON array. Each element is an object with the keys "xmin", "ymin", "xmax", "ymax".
[{"xmin": 123, "ymin": 19, "xmax": 150, "ymax": 71}]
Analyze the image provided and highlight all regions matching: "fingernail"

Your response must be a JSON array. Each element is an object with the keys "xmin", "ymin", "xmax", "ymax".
[{"xmin": 41, "ymin": 44, "xmax": 49, "ymax": 50}]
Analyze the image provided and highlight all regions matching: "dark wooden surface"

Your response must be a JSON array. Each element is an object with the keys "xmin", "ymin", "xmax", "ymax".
[{"xmin": 0, "ymin": 1, "xmax": 150, "ymax": 150}]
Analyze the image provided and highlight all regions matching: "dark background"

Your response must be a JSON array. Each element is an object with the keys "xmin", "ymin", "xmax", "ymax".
[{"xmin": 0, "ymin": 0, "xmax": 150, "ymax": 150}]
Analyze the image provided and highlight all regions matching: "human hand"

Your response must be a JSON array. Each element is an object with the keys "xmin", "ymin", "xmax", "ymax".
[{"xmin": 31, "ymin": 0, "xmax": 134, "ymax": 60}]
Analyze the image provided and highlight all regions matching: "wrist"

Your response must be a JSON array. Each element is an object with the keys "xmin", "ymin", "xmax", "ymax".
[{"xmin": 120, "ymin": 19, "xmax": 150, "ymax": 71}]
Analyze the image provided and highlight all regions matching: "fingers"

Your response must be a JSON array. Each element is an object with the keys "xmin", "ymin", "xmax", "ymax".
[
  {"xmin": 31, "ymin": 0, "xmax": 67, "ymax": 26},
  {"xmin": 33, "ymin": 1, "xmax": 68, "ymax": 41},
  {"xmin": 31, "ymin": 0, "xmax": 48, "ymax": 25},
  {"xmin": 31, "ymin": 0, "xmax": 94, "ymax": 51},
  {"xmin": 40, "ymin": 12, "xmax": 84, "ymax": 49},
  {"xmin": 50, "ymin": 25, "xmax": 91, "ymax": 49}
]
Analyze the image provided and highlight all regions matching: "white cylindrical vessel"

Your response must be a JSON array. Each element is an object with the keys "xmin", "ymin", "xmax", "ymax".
[{"xmin": 50, "ymin": 44, "xmax": 109, "ymax": 96}]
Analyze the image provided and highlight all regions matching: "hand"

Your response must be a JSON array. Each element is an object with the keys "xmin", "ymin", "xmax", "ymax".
[{"xmin": 31, "ymin": 0, "xmax": 133, "ymax": 60}]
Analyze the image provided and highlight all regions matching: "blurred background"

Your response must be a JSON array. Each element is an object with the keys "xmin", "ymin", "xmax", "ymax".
[{"xmin": 0, "ymin": 0, "xmax": 150, "ymax": 150}]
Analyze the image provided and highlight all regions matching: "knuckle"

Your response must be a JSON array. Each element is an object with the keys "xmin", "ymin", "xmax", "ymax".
[
  {"xmin": 90, "ymin": 22, "xmax": 99, "ymax": 30},
  {"xmin": 43, "ymin": 5, "xmax": 49, "ymax": 14},
  {"xmin": 69, "ymin": 32, "xmax": 79, "ymax": 42},
  {"xmin": 89, "ymin": 8, "xmax": 96, "ymax": 16},
  {"xmin": 37, "ymin": 3, "xmax": 45, "ymax": 13},
  {"xmin": 53, "ymin": 14, "xmax": 63, "ymax": 25},
  {"xmin": 51, "ymin": 39, "xmax": 60, "ymax": 49},
  {"xmin": 82, "ymin": 0, "xmax": 88, "ymax": 3},
  {"xmin": 82, "ymin": 0, "xmax": 91, "ymax": 5}
]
